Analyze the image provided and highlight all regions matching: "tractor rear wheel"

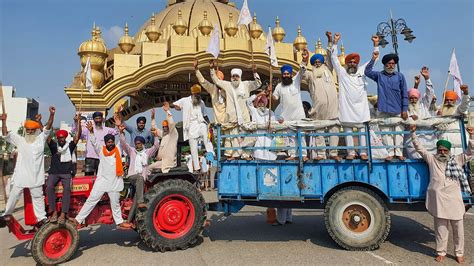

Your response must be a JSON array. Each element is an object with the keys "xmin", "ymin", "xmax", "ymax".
[
  {"xmin": 324, "ymin": 186, "xmax": 391, "ymax": 251},
  {"xmin": 31, "ymin": 221, "xmax": 79, "ymax": 265},
  {"xmin": 136, "ymin": 179, "xmax": 206, "ymax": 252}
]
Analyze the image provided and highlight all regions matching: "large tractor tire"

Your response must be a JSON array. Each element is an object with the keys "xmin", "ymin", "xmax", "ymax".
[
  {"xmin": 324, "ymin": 186, "xmax": 391, "ymax": 251},
  {"xmin": 31, "ymin": 221, "xmax": 79, "ymax": 265},
  {"xmin": 136, "ymin": 179, "xmax": 206, "ymax": 252}
]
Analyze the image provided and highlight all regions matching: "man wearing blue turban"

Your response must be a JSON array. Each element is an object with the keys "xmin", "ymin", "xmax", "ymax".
[
  {"xmin": 114, "ymin": 112, "xmax": 154, "ymax": 148},
  {"xmin": 270, "ymin": 64, "xmax": 307, "ymax": 161},
  {"xmin": 300, "ymin": 32, "xmax": 340, "ymax": 161}
]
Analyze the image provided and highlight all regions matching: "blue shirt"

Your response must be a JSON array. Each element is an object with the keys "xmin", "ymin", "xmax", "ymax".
[
  {"xmin": 125, "ymin": 124, "xmax": 154, "ymax": 148},
  {"xmin": 365, "ymin": 59, "xmax": 408, "ymax": 114}
]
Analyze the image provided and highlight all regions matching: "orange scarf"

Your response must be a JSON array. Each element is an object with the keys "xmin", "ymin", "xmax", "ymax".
[{"xmin": 102, "ymin": 146, "xmax": 124, "ymax": 177}]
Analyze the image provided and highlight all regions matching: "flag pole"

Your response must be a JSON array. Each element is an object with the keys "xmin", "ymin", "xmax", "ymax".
[
  {"xmin": 441, "ymin": 48, "xmax": 455, "ymax": 110},
  {"xmin": 267, "ymin": 49, "xmax": 273, "ymax": 130}
]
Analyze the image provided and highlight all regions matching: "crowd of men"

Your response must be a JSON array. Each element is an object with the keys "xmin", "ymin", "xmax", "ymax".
[{"xmin": 0, "ymin": 30, "xmax": 472, "ymax": 263}]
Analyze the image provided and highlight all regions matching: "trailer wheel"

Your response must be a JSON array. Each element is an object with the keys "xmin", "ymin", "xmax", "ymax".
[
  {"xmin": 324, "ymin": 186, "xmax": 390, "ymax": 251},
  {"xmin": 136, "ymin": 179, "xmax": 206, "ymax": 252},
  {"xmin": 31, "ymin": 221, "xmax": 79, "ymax": 265}
]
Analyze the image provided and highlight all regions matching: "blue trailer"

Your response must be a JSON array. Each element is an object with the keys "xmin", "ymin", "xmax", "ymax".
[{"xmin": 205, "ymin": 118, "xmax": 474, "ymax": 251}]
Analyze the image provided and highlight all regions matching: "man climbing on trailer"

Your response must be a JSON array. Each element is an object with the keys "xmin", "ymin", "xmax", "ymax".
[
  {"xmin": 410, "ymin": 124, "xmax": 473, "ymax": 264},
  {"xmin": 0, "ymin": 106, "xmax": 55, "ymax": 227}
]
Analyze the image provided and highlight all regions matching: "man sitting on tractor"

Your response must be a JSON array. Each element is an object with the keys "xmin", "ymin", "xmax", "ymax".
[
  {"xmin": 0, "ymin": 107, "xmax": 55, "ymax": 227},
  {"xmin": 46, "ymin": 112, "xmax": 82, "ymax": 224},
  {"xmin": 70, "ymin": 121, "xmax": 132, "ymax": 229},
  {"xmin": 118, "ymin": 122, "xmax": 160, "ymax": 222}
]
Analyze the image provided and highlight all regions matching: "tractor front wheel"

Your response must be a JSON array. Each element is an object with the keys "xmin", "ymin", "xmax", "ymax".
[
  {"xmin": 31, "ymin": 221, "xmax": 79, "ymax": 265},
  {"xmin": 136, "ymin": 179, "xmax": 206, "ymax": 252}
]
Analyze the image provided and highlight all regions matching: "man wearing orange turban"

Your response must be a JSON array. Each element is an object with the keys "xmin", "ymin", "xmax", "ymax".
[
  {"xmin": 0, "ymin": 107, "xmax": 55, "ymax": 227},
  {"xmin": 149, "ymin": 102, "xmax": 179, "ymax": 174},
  {"xmin": 172, "ymin": 84, "xmax": 214, "ymax": 172},
  {"xmin": 437, "ymin": 85, "xmax": 471, "ymax": 155},
  {"xmin": 330, "ymin": 32, "xmax": 380, "ymax": 160}
]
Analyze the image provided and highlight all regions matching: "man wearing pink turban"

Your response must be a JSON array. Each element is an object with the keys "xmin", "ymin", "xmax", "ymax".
[{"xmin": 407, "ymin": 66, "xmax": 436, "ymax": 121}]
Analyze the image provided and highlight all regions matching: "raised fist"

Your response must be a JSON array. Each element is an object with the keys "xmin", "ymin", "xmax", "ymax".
[
  {"xmin": 163, "ymin": 102, "xmax": 170, "ymax": 112},
  {"xmin": 49, "ymin": 106, "xmax": 56, "ymax": 114},
  {"xmin": 420, "ymin": 66, "xmax": 430, "ymax": 80},
  {"xmin": 334, "ymin": 32, "xmax": 341, "ymax": 43},
  {"xmin": 460, "ymin": 85, "xmax": 469, "ymax": 95},
  {"xmin": 372, "ymin": 51, "xmax": 379, "ymax": 61},
  {"xmin": 371, "ymin": 35, "xmax": 379, "ymax": 46}
]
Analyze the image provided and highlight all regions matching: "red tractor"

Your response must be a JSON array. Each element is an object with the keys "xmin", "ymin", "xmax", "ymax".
[{"xmin": 1, "ymin": 169, "xmax": 207, "ymax": 265}]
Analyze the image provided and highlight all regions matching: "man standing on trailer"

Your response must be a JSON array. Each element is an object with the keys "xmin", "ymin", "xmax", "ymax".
[
  {"xmin": 410, "ymin": 124, "xmax": 472, "ymax": 264},
  {"xmin": 210, "ymin": 60, "xmax": 262, "ymax": 160},
  {"xmin": 71, "ymin": 121, "xmax": 132, "ymax": 229},
  {"xmin": 0, "ymin": 107, "xmax": 55, "ymax": 227},
  {"xmin": 114, "ymin": 111, "xmax": 154, "ymax": 148},
  {"xmin": 173, "ymin": 85, "xmax": 214, "ymax": 173},
  {"xmin": 300, "ymin": 32, "xmax": 339, "ymax": 161},
  {"xmin": 365, "ymin": 52, "xmax": 408, "ymax": 161},
  {"xmin": 330, "ymin": 32, "xmax": 380, "ymax": 160},
  {"xmin": 270, "ymin": 64, "xmax": 307, "ymax": 160}
]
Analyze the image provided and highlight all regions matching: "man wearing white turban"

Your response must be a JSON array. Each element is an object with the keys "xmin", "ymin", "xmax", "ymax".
[{"xmin": 210, "ymin": 60, "xmax": 262, "ymax": 160}]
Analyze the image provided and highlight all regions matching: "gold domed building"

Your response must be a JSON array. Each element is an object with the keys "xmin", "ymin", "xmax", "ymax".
[{"xmin": 65, "ymin": 0, "xmax": 347, "ymax": 120}]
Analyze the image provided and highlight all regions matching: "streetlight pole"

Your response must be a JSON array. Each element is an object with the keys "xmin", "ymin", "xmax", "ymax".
[{"xmin": 376, "ymin": 11, "xmax": 416, "ymax": 72}]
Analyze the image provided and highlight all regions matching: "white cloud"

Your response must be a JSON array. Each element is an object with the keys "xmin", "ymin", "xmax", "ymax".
[{"xmin": 101, "ymin": 25, "xmax": 123, "ymax": 48}]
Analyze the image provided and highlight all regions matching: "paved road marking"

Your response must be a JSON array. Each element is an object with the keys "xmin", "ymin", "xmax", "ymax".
[{"xmin": 366, "ymin": 251, "xmax": 393, "ymax": 264}]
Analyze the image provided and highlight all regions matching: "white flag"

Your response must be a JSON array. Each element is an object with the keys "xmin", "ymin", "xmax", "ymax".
[
  {"xmin": 264, "ymin": 27, "xmax": 278, "ymax": 67},
  {"xmin": 84, "ymin": 57, "xmax": 94, "ymax": 94},
  {"xmin": 206, "ymin": 26, "xmax": 220, "ymax": 59},
  {"xmin": 448, "ymin": 49, "xmax": 463, "ymax": 100},
  {"xmin": 237, "ymin": 0, "xmax": 252, "ymax": 26}
]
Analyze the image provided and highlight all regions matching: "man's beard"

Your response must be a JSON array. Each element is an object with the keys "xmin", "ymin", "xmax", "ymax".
[
  {"xmin": 106, "ymin": 144, "xmax": 115, "ymax": 151},
  {"xmin": 24, "ymin": 133, "xmax": 38, "ymax": 144},
  {"xmin": 231, "ymin": 80, "xmax": 240, "ymax": 88},
  {"xmin": 441, "ymin": 105, "xmax": 456, "ymax": 116},
  {"xmin": 408, "ymin": 102, "xmax": 420, "ymax": 113},
  {"xmin": 435, "ymin": 154, "xmax": 449, "ymax": 162},
  {"xmin": 192, "ymin": 95, "xmax": 201, "ymax": 106},
  {"xmin": 282, "ymin": 77, "xmax": 293, "ymax": 86},
  {"xmin": 384, "ymin": 66, "xmax": 395, "ymax": 74},
  {"xmin": 257, "ymin": 106, "xmax": 266, "ymax": 113},
  {"xmin": 94, "ymin": 122, "xmax": 102, "ymax": 127},
  {"xmin": 346, "ymin": 66, "xmax": 358, "ymax": 74}
]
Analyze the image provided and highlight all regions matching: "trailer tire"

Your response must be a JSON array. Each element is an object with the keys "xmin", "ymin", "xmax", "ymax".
[
  {"xmin": 324, "ymin": 186, "xmax": 390, "ymax": 251},
  {"xmin": 31, "ymin": 221, "xmax": 79, "ymax": 265},
  {"xmin": 136, "ymin": 179, "xmax": 206, "ymax": 252}
]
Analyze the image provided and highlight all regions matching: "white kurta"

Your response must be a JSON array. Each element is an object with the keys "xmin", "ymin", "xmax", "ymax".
[
  {"xmin": 173, "ymin": 96, "xmax": 207, "ymax": 141},
  {"xmin": 408, "ymin": 79, "xmax": 435, "ymax": 119},
  {"xmin": 439, "ymin": 95, "xmax": 470, "ymax": 155},
  {"xmin": 90, "ymin": 134, "xmax": 124, "ymax": 192},
  {"xmin": 331, "ymin": 44, "xmax": 379, "ymax": 123},
  {"xmin": 273, "ymin": 71, "xmax": 306, "ymax": 121},
  {"xmin": 246, "ymin": 95, "xmax": 277, "ymax": 160},
  {"xmin": 6, "ymin": 128, "xmax": 51, "ymax": 188},
  {"xmin": 211, "ymin": 69, "xmax": 262, "ymax": 124}
]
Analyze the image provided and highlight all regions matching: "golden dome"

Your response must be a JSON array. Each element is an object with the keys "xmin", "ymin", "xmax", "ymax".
[
  {"xmin": 314, "ymin": 38, "xmax": 326, "ymax": 56},
  {"xmin": 145, "ymin": 13, "xmax": 161, "ymax": 42},
  {"xmin": 78, "ymin": 25, "xmax": 107, "ymax": 55},
  {"xmin": 173, "ymin": 9, "xmax": 188, "ymax": 35},
  {"xmin": 249, "ymin": 13, "xmax": 263, "ymax": 39},
  {"xmin": 198, "ymin": 11, "xmax": 213, "ymax": 36},
  {"xmin": 94, "ymin": 26, "xmax": 106, "ymax": 45},
  {"xmin": 293, "ymin": 26, "xmax": 307, "ymax": 51},
  {"xmin": 225, "ymin": 13, "xmax": 238, "ymax": 37},
  {"xmin": 134, "ymin": 1, "xmax": 240, "ymax": 42},
  {"xmin": 118, "ymin": 23, "xmax": 135, "ymax": 54},
  {"xmin": 272, "ymin": 16, "xmax": 285, "ymax": 43},
  {"xmin": 338, "ymin": 42, "xmax": 346, "ymax": 66}
]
